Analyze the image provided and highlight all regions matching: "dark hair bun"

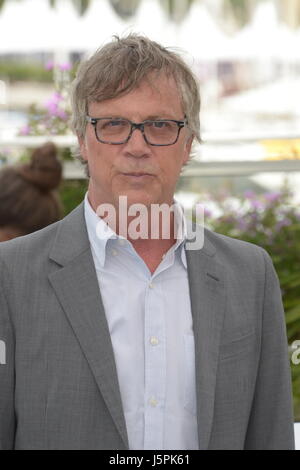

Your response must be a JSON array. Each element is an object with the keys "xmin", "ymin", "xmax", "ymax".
[{"xmin": 18, "ymin": 142, "xmax": 62, "ymax": 191}]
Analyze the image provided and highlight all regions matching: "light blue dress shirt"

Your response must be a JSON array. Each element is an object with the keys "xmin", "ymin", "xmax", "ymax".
[{"xmin": 84, "ymin": 194, "xmax": 199, "ymax": 450}]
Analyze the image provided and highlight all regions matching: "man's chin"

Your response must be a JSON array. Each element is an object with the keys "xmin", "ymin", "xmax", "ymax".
[{"xmin": 115, "ymin": 192, "xmax": 160, "ymax": 210}]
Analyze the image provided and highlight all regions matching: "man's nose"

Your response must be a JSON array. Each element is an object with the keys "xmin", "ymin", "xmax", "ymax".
[{"xmin": 124, "ymin": 127, "xmax": 151, "ymax": 156}]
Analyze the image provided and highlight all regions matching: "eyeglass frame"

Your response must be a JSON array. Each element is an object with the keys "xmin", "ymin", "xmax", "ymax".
[{"xmin": 85, "ymin": 115, "xmax": 188, "ymax": 146}]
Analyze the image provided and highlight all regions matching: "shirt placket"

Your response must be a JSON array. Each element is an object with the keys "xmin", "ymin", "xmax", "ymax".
[{"xmin": 143, "ymin": 276, "xmax": 166, "ymax": 450}]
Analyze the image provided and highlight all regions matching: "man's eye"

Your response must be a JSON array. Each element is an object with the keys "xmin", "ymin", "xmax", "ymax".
[
  {"xmin": 152, "ymin": 121, "xmax": 169, "ymax": 128},
  {"xmin": 108, "ymin": 120, "xmax": 126, "ymax": 127},
  {"xmin": 99, "ymin": 120, "xmax": 127, "ymax": 130}
]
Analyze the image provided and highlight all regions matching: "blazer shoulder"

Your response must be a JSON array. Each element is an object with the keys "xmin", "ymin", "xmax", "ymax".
[
  {"xmin": 204, "ymin": 227, "xmax": 268, "ymax": 270},
  {"xmin": 0, "ymin": 220, "xmax": 61, "ymax": 265},
  {"xmin": 0, "ymin": 201, "xmax": 85, "ymax": 269}
]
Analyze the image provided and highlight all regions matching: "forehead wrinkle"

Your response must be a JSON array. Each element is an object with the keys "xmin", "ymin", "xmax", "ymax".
[{"xmin": 88, "ymin": 74, "xmax": 184, "ymax": 121}]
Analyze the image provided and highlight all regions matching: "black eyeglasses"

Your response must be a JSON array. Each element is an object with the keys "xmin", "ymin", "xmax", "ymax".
[{"xmin": 86, "ymin": 116, "xmax": 188, "ymax": 146}]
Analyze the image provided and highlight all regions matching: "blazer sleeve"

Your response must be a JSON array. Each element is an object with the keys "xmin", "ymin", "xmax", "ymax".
[
  {"xmin": 0, "ymin": 255, "xmax": 16, "ymax": 450},
  {"xmin": 244, "ymin": 248, "xmax": 295, "ymax": 450}
]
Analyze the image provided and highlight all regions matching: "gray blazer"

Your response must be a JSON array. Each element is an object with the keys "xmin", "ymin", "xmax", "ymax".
[{"xmin": 0, "ymin": 202, "xmax": 295, "ymax": 450}]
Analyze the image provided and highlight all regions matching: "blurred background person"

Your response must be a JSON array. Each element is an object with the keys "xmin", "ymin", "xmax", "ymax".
[{"xmin": 0, "ymin": 142, "xmax": 62, "ymax": 241}]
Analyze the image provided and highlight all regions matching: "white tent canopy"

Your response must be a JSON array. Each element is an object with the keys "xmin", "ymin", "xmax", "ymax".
[
  {"xmin": 127, "ymin": 0, "xmax": 175, "ymax": 47},
  {"xmin": 176, "ymin": 2, "xmax": 232, "ymax": 61},
  {"xmin": 73, "ymin": 0, "xmax": 127, "ymax": 52},
  {"xmin": 0, "ymin": 0, "xmax": 59, "ymax": 52},
  {"xmin": 228, "ymin": 1, "xmax": 278, "ymax": 60},
  {"xmin": 0, "ymin": 0, "xmax": 127, "ymax": 53},
  {"xmin": 0, "ymin": 0, "xmax": 176, "ymax": 54},
  {"xmin": 0, "ymin": 0, "xmax": 299, "ymax": 61},
  {"xmin": 225, "ymin": 1, "xmax": 300, "ymax": 61}
]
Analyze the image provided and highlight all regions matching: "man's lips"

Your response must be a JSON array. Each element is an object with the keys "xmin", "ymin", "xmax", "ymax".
[{"xmin": 122, "ymin": 172, "xmax": 154, "ymax": 177}]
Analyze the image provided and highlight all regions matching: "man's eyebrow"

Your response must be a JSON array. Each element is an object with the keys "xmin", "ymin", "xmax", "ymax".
[
  {"xmin": 144, "ymin": 115, "xmax": 176, "ymax": 120},
  {"xmin": 92, "ymin": 114, "xmax": 180, "ymax": 121}
]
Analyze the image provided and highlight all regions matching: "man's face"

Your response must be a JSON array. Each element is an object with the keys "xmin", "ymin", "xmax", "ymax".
[{"xmin": 79, "ymin": 73, "xmax": 193, "ymax": 210}]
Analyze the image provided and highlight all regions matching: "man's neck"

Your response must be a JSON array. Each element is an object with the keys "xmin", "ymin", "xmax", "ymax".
[
  {"xmin": 88, "ymin": 194, "xmax": 178, "ymax": 242},
  {"xmin": 87, "ymin": 192, "xmax": 180, "ymax": 270}
]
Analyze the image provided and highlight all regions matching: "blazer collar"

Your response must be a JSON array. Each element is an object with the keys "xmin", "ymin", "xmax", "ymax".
[{"xmin": 49, "ymin": 201, "xmax": 90, "ymax": 266}]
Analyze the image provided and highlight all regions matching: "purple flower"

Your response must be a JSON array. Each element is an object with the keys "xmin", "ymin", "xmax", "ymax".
[
  {"xmin": 19, "ymin": 125, "xmax": 31, "ymax": 135},
  {"xmin": 45, "ymin": 92, "xmax": 65, "ymax": 116},
  {"xmin": 264, "ymin": 192, "xmax": 281, "ymax": 203},
  {"xmin": 45, "ymin": 60, "xmax": 54, "ymax": 71},
  {"xmin": 237, "ymin": 217, "xmax": 248, "ymax": 232},
  {"xmin": 56, "ymin": 109, "xmax": 68, "ymax": 120},
  {"xmin": 275, "ymin": 218, "xmax": 292, "ymax": 232},
  {"xmin": 52, "ymin": 91, "xmax": 63, "ymax": 103},
  {"xmin": 249, "ymin": 198, "xmax": 264, "ymax": 210},
  {"xmin": 244, "ymin": 190, "xmax": 256, "ymax": 200},
  {"xmin": 59, "ymin": 62, "xmax": 72, "ymax": 71},
  {"xmin": 45, "ymin": 100, "xmax": 58, "ymax": 116},
  {"xmin": 203, "ymin": 207, "xmax": 212, "ymax": 218}
]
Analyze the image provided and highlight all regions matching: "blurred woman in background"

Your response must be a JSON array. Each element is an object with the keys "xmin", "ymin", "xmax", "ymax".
[{"xmin": 0, "ymin": 142, "xmax": 62, "ymax": 241}]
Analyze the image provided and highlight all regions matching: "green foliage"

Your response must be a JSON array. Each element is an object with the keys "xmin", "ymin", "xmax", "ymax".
[
  {"xmin": 59, "ymin": 179, "xmax": 88, "ymax": 216},
  {"xmin": 201, "ymin": 187, "xmax": 300, "ymax": 420},
  {"xmin": 0, "ymin": 61, "xmax": 53, "ymax": 82},
  {"xmin": 109, "ymin": 0, "xmax": 141, "ymax": 19},
  {"xmin": 160, "ymin": 0, "xmax": 196, "ymax": 23},
  {"xmin": 226, "ymin": 0, "xmax": 251, "ymax": 25},
  {"xmin": 71, "ymin": 0, "xmax": 91, "ymax": 16}
]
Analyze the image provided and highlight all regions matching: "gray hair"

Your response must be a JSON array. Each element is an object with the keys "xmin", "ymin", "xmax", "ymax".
[{"xmin": 70, "ymin": 34, "xmax": 201, "ymax": 174}]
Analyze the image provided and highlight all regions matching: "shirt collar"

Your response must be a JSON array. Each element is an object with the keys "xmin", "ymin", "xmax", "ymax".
[
  {"xmin": 84, "ymin": 192, "xmax": 117, "ymax": 268},
  {"xmin": 84, "ymin": 192, "xmax": 187, "ymax": 269},
  {"xmin": 171, "ymin": 199, "xmax": 188, "ymax": 269}
]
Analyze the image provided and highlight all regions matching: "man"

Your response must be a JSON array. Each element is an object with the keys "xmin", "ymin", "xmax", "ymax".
[{"xmin": 0, "ymin": 35, "xmax": 295, "ymax": 450}]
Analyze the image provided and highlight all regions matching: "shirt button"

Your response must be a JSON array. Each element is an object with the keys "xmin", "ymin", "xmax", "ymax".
[
  {"xmin": 149, "ymin": 282, "xmax": 154, "ymax": 289},
  {"xmin": 150, "ymin": 336, "xmax": 159, "ymax": 346},
  {"xmin": 118, "ymin": 239, "xmax": 126, "ymax": 246},
  {"xmin": 111, "ymin": 249, "xmax": 118, "ymax": 256},
  {"xmin": 149, "ymin": 398, "xmax": 158, "ymax": 407}
]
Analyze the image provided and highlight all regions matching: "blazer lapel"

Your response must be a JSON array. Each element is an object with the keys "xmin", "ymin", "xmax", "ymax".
[
  {"xmin": 185, "ymin": 221, "xmax": 226, "ymax": 450},
  {"xmin": 48, "ymin": 203, "xmax": 129, "ymax": 449}
]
